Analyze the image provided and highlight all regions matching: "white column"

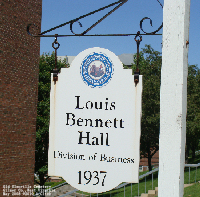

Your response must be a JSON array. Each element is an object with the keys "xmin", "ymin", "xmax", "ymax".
[{"xmin": 159, "ymin": 0, "xmax": 190, "ymax": 197}]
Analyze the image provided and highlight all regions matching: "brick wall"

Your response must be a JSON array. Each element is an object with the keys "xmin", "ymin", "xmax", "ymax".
[{"xmin": 0, "ymin": 0, "xmax": 42, "ymax": 196}]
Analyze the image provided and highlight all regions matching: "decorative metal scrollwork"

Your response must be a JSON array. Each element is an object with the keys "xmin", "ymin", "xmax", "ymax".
[
  {"xmin": 27, "ymin": 0, "xmax": 129, "ymax": 37},
  {"xmin": 69, "ymin": 0, "xmax": 128, "ymax": 36},
  {"xmin": 140, "ymin": 0, "xmax": 163, "ymax": 34},
  {"xmin": 27, "ymin": 0, "xmax": 163, "ymax": 37}
]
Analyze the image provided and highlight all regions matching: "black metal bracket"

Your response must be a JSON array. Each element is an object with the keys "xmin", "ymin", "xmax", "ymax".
[
  {"xmin": 27, "ymin": 0, "xmax": 163, "ymax": 85},
  {"xmin": 27, "ymin": 0, "xmax": 163, "ymax": 37},
  {"xmin": 27, "ymin": 0, "xmax": 129, "ymax": 37}
]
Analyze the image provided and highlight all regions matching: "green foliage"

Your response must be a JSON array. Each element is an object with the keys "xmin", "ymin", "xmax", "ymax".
[
  {"xmin": 188, "ymin": 151, "xmax": 200, "ymax": 164},
  {"xmin": 138, "ymin": 45, "xmax": 161, "ymax": 171},
  {"xmin": 186, "ymin": 65, "xmax": 200, "ymax": 159},
  {"xmin": 125, "ymin": 44, "xmax": 162, "ymax": 171},
  {"xmin": 35, "ymin": 52, "xmax": 68, "ymax": 186},
  {"xmin": 125, "ymin": 45, "xmax": 200, "ymax": 170}
]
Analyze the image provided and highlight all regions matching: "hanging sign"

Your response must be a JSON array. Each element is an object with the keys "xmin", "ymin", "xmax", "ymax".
[{"xmin": 48, "ymin": 47, "xmax": 142, "ymax": 193}]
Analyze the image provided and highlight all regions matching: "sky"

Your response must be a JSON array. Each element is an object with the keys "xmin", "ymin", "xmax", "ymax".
[{"xmin": 40, "ymin": 0, "xmax": 200, "ymax": 67}]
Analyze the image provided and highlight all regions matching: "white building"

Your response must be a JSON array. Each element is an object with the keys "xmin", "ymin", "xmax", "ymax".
[{"xmin": 57, "ymin": 53, "xmax": 134, "ymax": 66}]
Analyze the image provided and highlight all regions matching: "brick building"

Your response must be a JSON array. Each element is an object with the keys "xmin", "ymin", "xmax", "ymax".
[{"xmin": 0, "ymin": 0, "xmax": 42, "ymax": 196}]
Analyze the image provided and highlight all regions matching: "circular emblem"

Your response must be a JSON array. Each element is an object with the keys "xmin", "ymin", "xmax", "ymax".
[{"xmin": 80, "ymin": 52, "xmax": 114, "ymax": 88}]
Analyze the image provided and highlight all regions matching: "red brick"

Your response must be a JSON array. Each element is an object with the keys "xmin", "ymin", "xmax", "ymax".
[{"xmin": 0, "ymin": 0, "xmax": 42, "ymax": 196}]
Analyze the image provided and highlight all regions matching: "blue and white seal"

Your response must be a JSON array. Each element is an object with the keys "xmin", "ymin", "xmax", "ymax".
[{"xmin": 80, "ymin": 52, "xmax": 114, "ymax": 88}]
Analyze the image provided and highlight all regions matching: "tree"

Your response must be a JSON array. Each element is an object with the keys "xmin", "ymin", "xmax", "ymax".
[
  {"xmin": 186, "ymin": 64, "xmax": 200, "ymax": 161},
  {"xmin": 139, "ymin": 45, "xmax": 161, "ymax": 172},
  {"xmin": 125, "ymin": 44, "xmax": 162, "ymax": 171},
  {"xmin": 127, "ymin": 45, "xmax": 200, "ymax": 169},
  {"xmin": 35, "ymin": 52, "xmax": 68, "ymax": 195}
]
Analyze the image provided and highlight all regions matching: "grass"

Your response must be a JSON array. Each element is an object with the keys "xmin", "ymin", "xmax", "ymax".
[
  {"xmin": 44, "ymin": 180, "xmax": 66, "ymax": 188},
  {"xmin": 185, "ymin": 153, "xmax": 200, "ymax": 184},
  {"xmin": 184, "ymin": 165, "xmax": 200, "ymax": 184},
  {"xmin": 184, "ymin": 183, "xmax": 200, "ymax": 197}
]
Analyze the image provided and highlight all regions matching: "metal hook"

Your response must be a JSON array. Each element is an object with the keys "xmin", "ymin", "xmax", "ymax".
[
  {"xmin": 134, "ymin": 31, "xmax": 142, "ymax": 85},
  {"xmin": 27, "ymin": 23, "xmax": 39, "ymax": 36},
  {"xmin": 52, "ymin": 36, "xmax": 60, "ymax": 50},
  {"xmin": 134, "ymin": 31, "xmax": 142, "ymax": 43},
  {"xmin": 52, "ymin": 35, "xmax": 60, "ymax": 82}
]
